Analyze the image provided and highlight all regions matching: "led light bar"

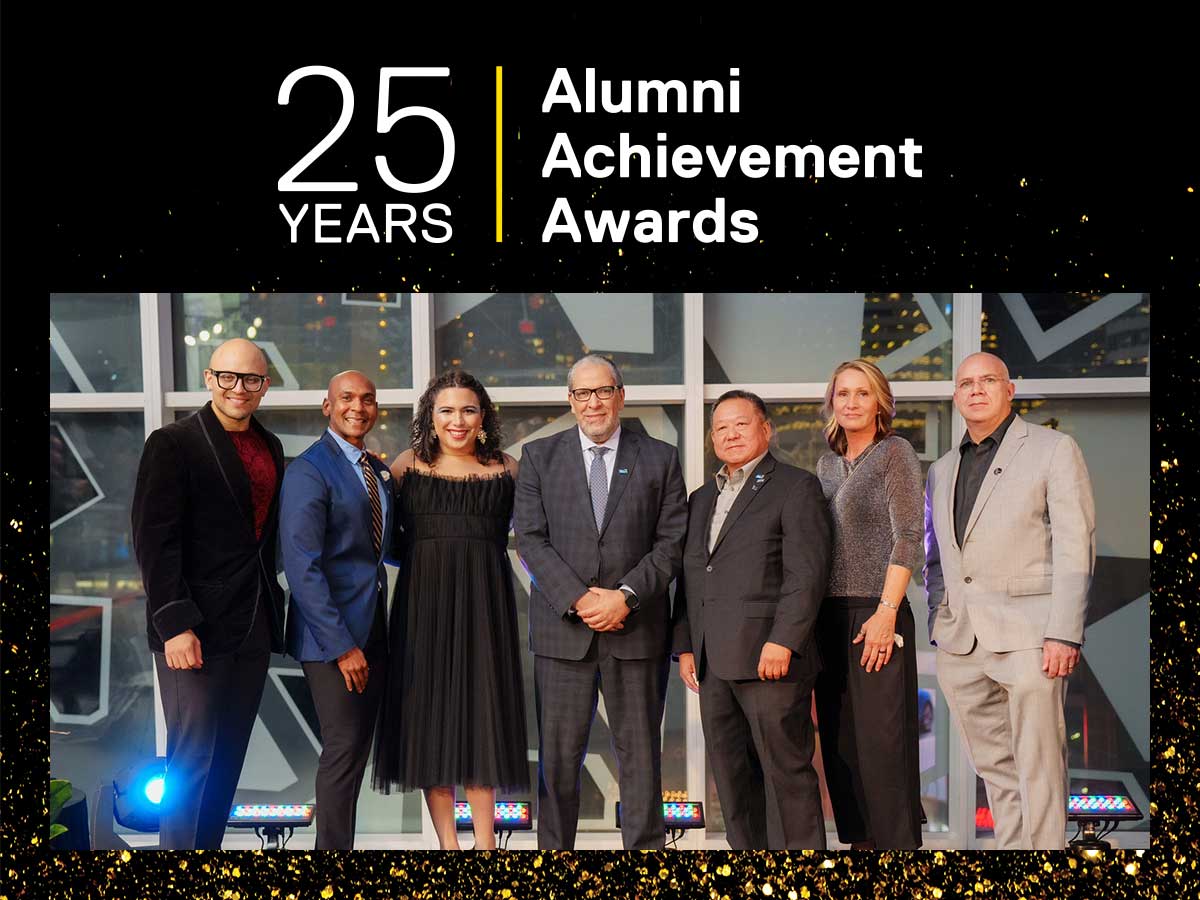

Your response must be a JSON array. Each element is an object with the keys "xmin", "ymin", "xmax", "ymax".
[
  {"xmin": 455, "ymin": 801, "xmax": 533, "ymax": 831},
  {"xmin": 1067, "ymin": 794, "xmax": 1141, "ymax": 821},
  {"xmin": 228, "ymin": 804, "xmax": 316, "ymax": 827},
  {"xmin": 615, "ymin": 800, "xmax": 705, "ymax": 830}
]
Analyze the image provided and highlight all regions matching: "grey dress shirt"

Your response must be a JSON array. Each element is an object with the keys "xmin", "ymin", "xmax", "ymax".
[{"xmin": 708, "ymin": 450, "xmax": 769, "ymax": 552}]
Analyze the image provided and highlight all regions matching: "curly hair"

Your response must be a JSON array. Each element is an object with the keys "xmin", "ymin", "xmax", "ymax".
[{"xmin": 411, "ymin": 370, "xmax": 505, "ymax": 465}]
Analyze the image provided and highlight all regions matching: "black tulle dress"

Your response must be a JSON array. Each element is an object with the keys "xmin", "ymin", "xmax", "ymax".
[{"xmin": 372, "ymin": 470, "xmax": 530, "ymax": 793}]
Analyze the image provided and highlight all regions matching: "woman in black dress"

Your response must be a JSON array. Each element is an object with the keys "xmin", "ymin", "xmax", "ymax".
[{"xmin": 373, "ymin": 370, "xmax": 529, "ymax": 849}]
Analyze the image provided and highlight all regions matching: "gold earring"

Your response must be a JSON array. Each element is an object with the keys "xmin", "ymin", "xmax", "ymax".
[{"xmin": 477, "ymin": 432, "xmax": 486, "ymax": 445}]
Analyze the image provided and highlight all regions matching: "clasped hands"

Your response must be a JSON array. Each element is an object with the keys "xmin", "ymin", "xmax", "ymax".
[{"xmin": 572, "ymin": 587, "xmax": 628, "ymax": 632}]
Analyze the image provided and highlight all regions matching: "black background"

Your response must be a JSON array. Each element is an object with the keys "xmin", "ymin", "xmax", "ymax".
[{"xmin": 7, "ymin": 14, "xmax": 1199, "ymax": 895}]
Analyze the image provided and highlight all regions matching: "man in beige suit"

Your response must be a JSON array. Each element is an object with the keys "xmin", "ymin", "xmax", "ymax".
[{"xmin": 924, "ymin": 352, "xmax": 1095, "ymax": 849}]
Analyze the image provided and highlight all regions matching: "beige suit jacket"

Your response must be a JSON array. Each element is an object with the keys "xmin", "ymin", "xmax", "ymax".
[{"xmin": 923, "ymin": 414, "xmax": 1096, "ymax": 655}]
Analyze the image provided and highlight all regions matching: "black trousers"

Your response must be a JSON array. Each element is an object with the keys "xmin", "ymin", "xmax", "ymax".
[
  {"xmin": 153, "ymin": 598, "xmax": 270, "ymax": 850},
  {"xmin": 302, "ymin": 594, "xmax": 387, "ymax": 850},
  {"xmin": 700, "ymin": 660, "xmax": 826, "ymax": 850},
  {"xmin": 534, "ymin": 635, "xmax": 669, "ymax": 850},
  {"xmin": 814, "ymin": 597, "xmax": 923, "ymax": 849}
]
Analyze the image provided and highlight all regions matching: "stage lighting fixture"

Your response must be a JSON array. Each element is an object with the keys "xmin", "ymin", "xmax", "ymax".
[
  {"xmin": 454, "ymin": 801, "xmax": 532, "ymax": 848},
  {"xmin": 227, "ymin": 803, "xmax": 315, "ymax": 850},
  {"xmin": 1068, "ymin": 793, "xmax": 1143, "ymax": 850},
  {"xmin": 144, "ymin": 775, "xmax": 165, "ymax": 805},
  {"xmin": 615, "ymin": 800, "xmax": 705, "ymax": 846},
  {"xmin": 112, "ymin": 758, "xmax": 168, "ymax": 832}
]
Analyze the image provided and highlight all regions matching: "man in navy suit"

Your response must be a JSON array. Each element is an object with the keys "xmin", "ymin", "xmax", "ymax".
[{"xmin": 281, "ymin": 370, "xmax": 393, "ymax": 850}]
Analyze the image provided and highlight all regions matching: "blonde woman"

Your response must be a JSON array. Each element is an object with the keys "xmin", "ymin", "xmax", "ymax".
[{"xmin": 814, "ymin": 359, "xmax": 924, "ymax": 849}]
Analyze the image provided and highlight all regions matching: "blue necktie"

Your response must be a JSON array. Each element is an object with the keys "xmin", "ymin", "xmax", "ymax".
[{"xmin": 589, "ymin": 446, "xmax": 611, "ymax": 532}]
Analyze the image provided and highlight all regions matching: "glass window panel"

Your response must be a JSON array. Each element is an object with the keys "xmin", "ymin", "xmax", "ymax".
[
  {"xmin": 236, "ymin": 407, "xmax": 413, "ymax": 468},
  {"xmin": 50, "ymin": 413, "xmax": 151, "ymax": 822},
  {"xmin": 172, "ymin": 292, "xmax": 412, "ymax": 390},
  {"xmin": 705, "ymin": 293, "xmax": 954, "ymax": 383},
  {"xmin": 973, "ymin": 397, "xmax": 1150, "ymax": 838},
  {"xmin": 50, "ymin": 293, "xmax": 143, "ymax": 392},
  {"xmin": 701, "ymin": 401, "xmax": 955, "ymax": 838},
  {"xmin": 703, "ymin": 401, "xmax": 952, "ymax": 477},
  {"xmin": 500, "ymin": 404, "xmax": 687, "ymax": 832},
  {"xmin": 981, "ymin": 292, "xmax": 1150, "ymax": 378},
  {"xmin": 435, "ymin": 293, "xmax": 684, "ymax": 386}
]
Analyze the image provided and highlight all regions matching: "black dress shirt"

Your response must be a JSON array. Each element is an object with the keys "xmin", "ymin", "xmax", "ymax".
[{"xmin": 954, "ymin": 409, "xmax": 1017, "ymax": 546}]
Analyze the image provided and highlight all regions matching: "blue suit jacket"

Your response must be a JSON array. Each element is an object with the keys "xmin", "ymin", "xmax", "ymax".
[{"xmin": 280, "ymin": 431, "xmax": 395, "ymax": 662}]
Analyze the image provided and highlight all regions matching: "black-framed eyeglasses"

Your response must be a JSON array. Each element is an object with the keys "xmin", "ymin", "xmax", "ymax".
[
  {"xmin": 208, "ymin": 369, "xmax": 268, "ymax": 392},
  {"xmin": 569, "ymin": 385, "xmax": 620, "ymax": 402}
]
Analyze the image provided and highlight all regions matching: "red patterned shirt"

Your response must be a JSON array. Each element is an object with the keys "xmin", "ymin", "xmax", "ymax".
[{"xmin": 228, "ymin": 428, "xmax": 277, "ymax": 540}]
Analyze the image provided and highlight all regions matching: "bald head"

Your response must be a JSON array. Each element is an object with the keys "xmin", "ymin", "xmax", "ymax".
[
  {"xmin": 203, "ymin": 339, "xmax": 270, "ymax": 431},
  {"xmin": 327, "ymin": 370, "xmax": 376, "ymax": 400},
  {"xmin": 955, "ymin": 352, "xmax": 1010, "ymax": 383},
  {"xmin": 323, "ymin": 370, "xmax": 379, "ymax": 448},
  {"xmin": 209, "ymin": 338, "xmax": 269, "ymax": 373},
  {"xmin": 954, "ymin": 352, "xmax": 1015, "ymax": 440}
]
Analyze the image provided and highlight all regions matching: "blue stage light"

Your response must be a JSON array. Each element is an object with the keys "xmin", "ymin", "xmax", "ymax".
[
  {"xmin": 112, "ymin": 758, "xmax": 169, "ymax": 832},
  {"xmin": 144, "ymin": 775, "xmax": 165, "ymax": 805}
]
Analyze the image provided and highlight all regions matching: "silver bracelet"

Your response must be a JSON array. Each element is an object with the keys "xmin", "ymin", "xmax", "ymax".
[{"xmin": 878, "ymin": 597, "xmax": 899, "ymax": 611}]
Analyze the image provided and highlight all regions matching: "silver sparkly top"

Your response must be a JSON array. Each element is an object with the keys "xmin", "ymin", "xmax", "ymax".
[{"xmin": 816, "ymin": 434, "xmax": 924, "ymax": 598}]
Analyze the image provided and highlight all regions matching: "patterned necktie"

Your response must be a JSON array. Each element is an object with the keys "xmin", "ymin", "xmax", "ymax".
[
  {"xmin": 359, "ymin": 452, "xmax": 383, "ymax": 557},
  {"xmin": 589, "ymin": 446, "xmax": 611, "ymax": 532}
]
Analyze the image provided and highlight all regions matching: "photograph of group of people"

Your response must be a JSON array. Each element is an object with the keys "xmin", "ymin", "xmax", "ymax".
[{"xmin": 131, "ymin": 332, "xmax": 1094, "ymax": 852}]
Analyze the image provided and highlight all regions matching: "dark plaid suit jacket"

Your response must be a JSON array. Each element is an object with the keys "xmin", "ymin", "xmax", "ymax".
[{"xmin": 514, "ymin": 425, "xmax": 688, "ymax": 661}]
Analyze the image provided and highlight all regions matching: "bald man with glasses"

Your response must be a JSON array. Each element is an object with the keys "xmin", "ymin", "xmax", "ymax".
[
  {"xmin": 924, "ymin": 352, "xmax": 1096, "ymax": 849},
  {"xmin": 514, "ymin": 353, "xmax": 688, "ymax": 849},
  {"xmin": 132, "ymin": 338, "xmax": 284, "ymax": 849}
]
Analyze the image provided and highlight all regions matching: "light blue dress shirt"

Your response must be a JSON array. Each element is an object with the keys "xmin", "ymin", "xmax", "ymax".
[{"xmin": 325, "ymin": 427, "xmax": 389, "ymax": 526}]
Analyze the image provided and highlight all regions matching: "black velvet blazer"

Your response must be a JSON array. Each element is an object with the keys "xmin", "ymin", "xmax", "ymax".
[{"xmin": 131, "ymin": 402, "xmax": 286, "ymax": 656}]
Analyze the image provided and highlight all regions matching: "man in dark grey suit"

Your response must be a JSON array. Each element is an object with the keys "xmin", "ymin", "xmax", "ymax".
[
  {"xmin": 514, "ymin": 354, "xmax": 688, "ymax": 849},
  {"xmin": 673, "ymin": 391, "xmax": 832, "ymax": 849}
]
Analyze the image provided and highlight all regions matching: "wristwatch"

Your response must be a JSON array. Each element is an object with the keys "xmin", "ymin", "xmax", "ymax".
[{"xmin": 620, "ymin": 586, "xmax": 640, "ymax": 612}]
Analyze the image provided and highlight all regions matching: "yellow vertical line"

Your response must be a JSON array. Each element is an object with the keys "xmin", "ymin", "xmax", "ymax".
[{"xmin": 495, "ymin": 66, "xmax": 503, "ymax": 243}]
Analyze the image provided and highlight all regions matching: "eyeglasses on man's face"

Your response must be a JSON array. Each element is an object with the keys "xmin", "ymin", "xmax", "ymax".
[
  {"xmin": 208, "ymin": 369, "xmax": 268, "ymax": 392},
  {"xmin": 955, "ymin": 375, "xmax": 1006, "ymax": 392},
  {"xmin": 569, "ymin": 385, "xmax": 620, "ymax": 403}
]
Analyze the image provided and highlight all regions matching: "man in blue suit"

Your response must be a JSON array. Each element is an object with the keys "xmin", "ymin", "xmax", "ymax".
[{"xmin": 281, "ymin": 370, "xmax": 392, "ymax": 850}]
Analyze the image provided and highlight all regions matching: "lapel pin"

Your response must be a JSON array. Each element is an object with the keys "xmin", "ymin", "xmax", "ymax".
[
  {"xmin": 993, "ymin": 467, "xmax": 1002, "ymax": 475},
  {"xmin": 755, "ymin": 473, "xmax": 765, "ymax": 481},
  {"xmin": 618, "ymin": 468, "xmax": 629, "ymax": 475},
  {"xmin": 380, "ymin": 469, "xmax": 391, "ymax": 482}
]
